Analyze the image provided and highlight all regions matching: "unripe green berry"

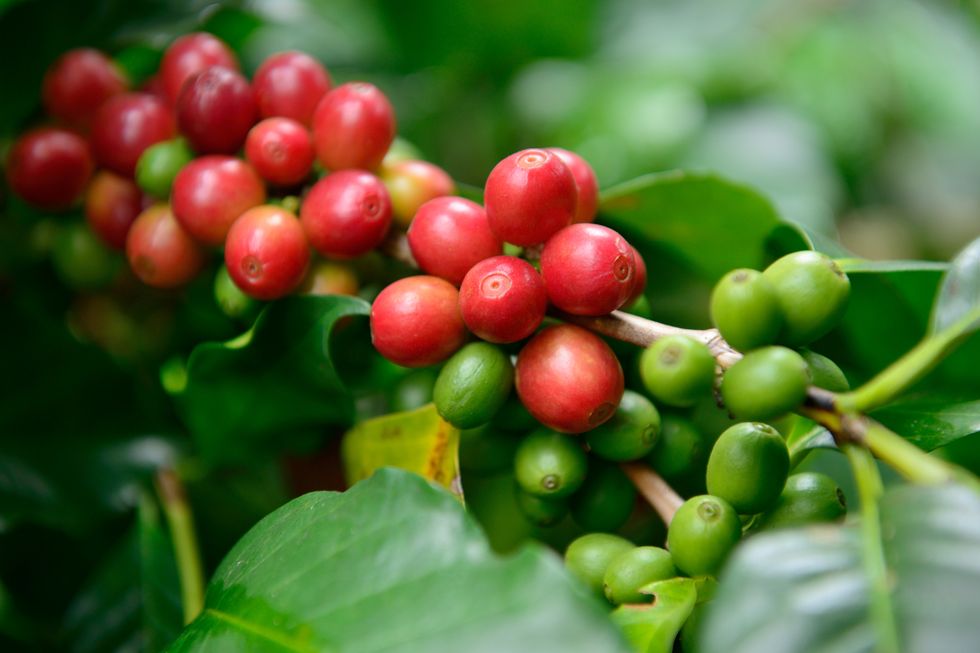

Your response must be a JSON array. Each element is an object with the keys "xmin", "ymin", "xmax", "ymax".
[
  {"xmin": 755, "ymin": 472, "xmax": 847, "ymax": 530},
  {"xmin": 515, "ymin": 486, "xmax": 568, "ymax": 527},
  {"xmin": 514, "ymin": 430, "xmax": 588, "ymax": 498},
  {"xmin": 647, "ymin": 414, "xmax": 704, "ymax": 480},
  {"xmin": 564, "ymin": 533, "xmax": 635, "ymax": 599},
  {"xmin": 763, "ymin": 251, "xmax": 850, "ymax": 346},
  {"xmin": 586, "ymin": 390, "xmax": 661, "ymax": 462},
  {"xmin": 459, "ymin": 425, "xmax": 522, "ymax": 476},
  {"xmin": 706, "ymin": 422, "xmax": 789, "ymax": 514},
  {"xmin": 710, "ymin": 268, "xmax": 782, "ymax": 351},
  {"xmin": 390, "ymin": 368, "xmax": 438, "ymax": 413},
  {"xmin": 214, "ymin": 265, "xmax": 256, "ymax": 320},
  {"xmin": 721, "ymin": 346, "xmax": 809, "ymax": 420},
  {"xmin": 667, "ymin": 495, "xmax": 741, "ymax": 577},
  {"xmin": 135, "ymin": 138, "xmax": 193, "ymax": 199},
  {"xmin": 800, "ymin": 349, "xmax": 849, "ymax": 392},
  {"xmin": 434, "ymin": 342, "xmax": 514, "ymax": 429},
  {"xmin": 52, "ymin": 221, "xmax": 120, "ymax": 289},
  {"xmin": 602, "ymin": 546, "xmax": 677, "ymax": 605},
  {"xmin": 570, "ymin": 461, "xmax": 636, "ymax": 532},
  {"xmin": 639, "ymin": 335, "xmax": 715, "ymax": 407}
]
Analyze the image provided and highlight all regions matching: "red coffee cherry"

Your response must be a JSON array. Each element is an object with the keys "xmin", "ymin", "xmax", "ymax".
[
  {"xmin": 300, "ymin": 170, "xmax": 391, "ymax": 258},
  {"xmin": 160, "ymin": 32, "xmax": 238, "ymax": 104},
  {"xmin": 126, "ymin": 204, "xmax": 206, "ymax": 288},
  {"xmin": 484, "ymin": 148, "xmax": 576, "ymax": 246},
  {"xmin": 548, "ymin": 147, "xmax": 597, "ymax": 224},
  {"xmin": 141, "ymin": 74, "xmax": 167, "ymax": 101},
  {"xmin": 245, "ymin": 117, "xmax": 315, "ymax": 187},
  {"xmin": 381, "ymin": 159, "xmax": 456, "ymax": 227},
  {"xmin": 90, "ymin": 93, "xmax": 175, "ymax": 177},
  {"xmin": 458, "ymin": 255, "xmax": 546, "ymax": 343},
  {"xmin": 540, "ymin": 223, "xmax": 635, "ymax": 316},
  {"xmin": 85, "ymin": 171, "xmax": 143, "ymax": 249},
  {"xmin": 312, "ymin": 82, "xmax": 396, "ymax": 171},
  {"xmin": 6, "ymin": 127, "xmax": 93, "ymax": 210},
  {"xmin": 624, "ymin": 246, "xmax": 648, "ymax": 307},
  {"xmin": 171, "ymin": 156, "xmax": 266, "ymax": 246},
  {"xmin": 370, "ymin": 276, "xmax": 466, "ymax": 367},
  {"xmin": 515, "ymin": 324, "xmax": 624, "ymax": 433},
  {"xmin": 253, "ymin": 51, "xmax": 331, "ymax": 127},
  {"xmin": 407, "ymin": 197, "xmax": 501, "ymax": 285},
  {"xmin": 42, "ymin": 48, "xmax": 127, "ymax": 130},
  {"xmin": 224, "ymin": 205, "xmax": 310, "ymax": 300},
  {"xmin": 176, "ymin": 66, "xmax": 257, "ymax": 154}
]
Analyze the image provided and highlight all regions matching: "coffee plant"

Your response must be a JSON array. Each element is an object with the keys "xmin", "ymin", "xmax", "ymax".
[{"xmin": 2, "ymin": 3, "xmax": 979, "ymax": 653}]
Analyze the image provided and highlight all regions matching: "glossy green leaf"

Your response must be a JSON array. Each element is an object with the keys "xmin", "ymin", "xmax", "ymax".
[
  {"xmin": 610, "ymin": 577, "xmax": 698, "ymax": 653},
  {"xmin": 786, "ymin": 419, "xmax": 837, "ymax": 467},
  {"xmin": 699, "ymin": 483, "xmax": 980, "ymax": 653},
  {"xmin": 173, "ymin": 295, "xmax": 371, "ymax": 465},
  {"xmin": 931, "ymin": 236, "xmax": 980, "ymax": 335},
  {"xmin": 871, "ymin": 396, "xmax": 980, "ymax": 452},
  {"xmin": 167, "ymin": 468, "xmax": 629, "ymax": 653}
]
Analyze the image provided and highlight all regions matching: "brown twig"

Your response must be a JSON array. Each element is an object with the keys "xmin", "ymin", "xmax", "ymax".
[{"xmin": 621, "ymin": 463, "xmax": 684, "ymax": 525}]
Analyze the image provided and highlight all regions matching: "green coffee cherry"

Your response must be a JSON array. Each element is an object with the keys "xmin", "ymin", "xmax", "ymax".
[
  {"xmin": 459, "ymin": 425, "xmax": 522, "ymax": 476},
  {"xmin": 667, "ymin": 495, "xmax": 741, "ymax": 577},
  {"xmin": 565, "ymin": 533, "xmax": 635, "ymax": 599},
  {"xmin": 602, "ymin": 546, "xmax": 677, "ymax": 605},
  {"xmin": 639, "ymin": 335, "xmax": 716, "ymax": 407},
  {"xmin": 390, "ymin": 367, "xmax": 438, "ymax": 413},
  {"xmin": 52, "ymin": 222, "xmax": 120, "ymax": 289},
  {"xmin": 514, "ymin": 430, "xmax": 588, "ymax": 498},
  {"xmin": 214, "ymin": 265, "xmax": 256, "ymax": 320},
  {"xmin": 710, "ymin": 268, "xmax": 782, "ymax": 351},
  {"xmin": 586, "ymin": 390, "xmax": 661, "ymax": 462},
  {"xmin": 721, "ymin": 346, "xmax": 810, "ymax": 420},
  {"xmin": 800, "ymin": 349, "xmax": 849, "ymax": 392},
  {"xmin": 135, "ymin": 138, "xmax": 194, "ymax": 198},
  {"xmin": 756, "ymin": 472, "xmax": 847, "ymax": 530},
  {"xmin": 570, "ymin": 461, "xmax": 636, "ymax": 532},
  {"xmin": 515, "ymin": 486, "xmax": 569, "ymax": 527},
  {"xmin": 433, "ymin": 342, "xmax": 514, "ymax": 429},
  {"xmin": 706, "ymin": 422, "xmax": 789, "ymax": 514},
  {"xmin": 763, "ymin": 251, "xmax": 850, "ymax": 346},
  {"xmin": 647, "ymin": 414, "xmax": 704, "ymax": 480}
]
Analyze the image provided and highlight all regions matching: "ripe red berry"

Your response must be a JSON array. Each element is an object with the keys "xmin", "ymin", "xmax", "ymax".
[
  {"xmin": 515, "ymin": 324, "xmax": 624, "ymax": 433},
  {"xmin": 253, "ymin": 51, "xmax": 331, "ymax": 127},
  {"xmin": 406, "ymin": 197, "xmax": 501, "ymax": 285},
  {"xmin": 370, "ymin": 276, "xmax": 466, "ymax": 367},
  {"xmin": 90, "ymin": 93, "xmax": 175, "ymax": 177},
  {"xmin": 160, "ymin": 32, "xmax": 238, "ymax": 104},
  {"xmin": 224, "ymin": 205, "xmax": 310, "ymax": 300},
  {"xmin": 458, "ymin": 255, "xmax": 546, "ymax": 343},
  {"xmin": 245, "ymin": 117, "xmax": 315, "ymax": 186},
  {"xmin": 484, "ymin": 148, "xmax": 577, "ymax": 246},
  {"xmin": 300, "ymin": 170, "xmax": 391, "ymax": 258},
  {"xmin": 624, "ymin": 246, "xmax": 648, "ymax": 307},
  {"xmin": 540, "ymin": 223, "xmax": 636, "ymax": 316},
  {"xmin": 548, "ymin": 148, "xmax": 598, "ymax": 224},
  {"xmin": 312, "ymin": 82, "xmax": 395, "ymax": 171},
  {"xmin": 42, "ymin": 48, "xmax": 127, "ymax": 130},
  {"xmin": 126, "ymin": 204, "xmax": 206, "ymax": 288},
  {"xmin": 85, "ymin": 170, "xmax": 144, "ymax": 249},
  {"xmin": 171, "ymin": 156, "xmax": 266, "ymax": 246},
  {"xmin": 6, "ymin": 127, "xmax": 93, "ymax": 210},
  {"xmin": 381, "ymin": 159, "xmax": 456, "ymax": 227},
  {"xmin": 176, "ymin": 66, "xmax": 257, "ymax": 154}
]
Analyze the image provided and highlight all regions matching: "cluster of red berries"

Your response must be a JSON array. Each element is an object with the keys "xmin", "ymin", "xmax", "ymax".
[
  {"xmin": 370, "ymin": 147, "xmax": 647, "ymax": 434},
  {"xmin": 5, "ymin": 33, "xmax": 456, "ymax": 301}
]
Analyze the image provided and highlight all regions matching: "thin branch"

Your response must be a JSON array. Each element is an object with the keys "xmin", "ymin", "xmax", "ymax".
[
  {"xmin": 156, "ymin": 469, "xmax": 205, "ymax": 625},
  {"xmin": 621, "ymin": 463, "xmax": 684, "ymax": 525}
]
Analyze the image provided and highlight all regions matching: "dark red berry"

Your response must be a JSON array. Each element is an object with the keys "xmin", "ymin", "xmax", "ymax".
[
  {"xmin": 459, "ymin": 255, "xmax": 546, "ymax": 344},
  {"xmin": 370, "ymin": 276, "xmax": 466, "ymax": 367},
  {"xmin": 253, "ymin": 51, "xmax": 331, "ymax": 127},
  {"xmin": 548, "ymin": 148, "xmax": 597, "ymax": 224},
  {"xmin": 516, "ymin": 324, "xmax": 624, "ymax": 433},
  {"xmin": 171, "ymin": 156, "xmax": 266, "ymax": 245},
  {"xmin": 624, "ymin": 246, "xmax": 648, "ymax": 307},
  {"xmin": 6, "ymin": 127, "xmax": 93, "ymax": 210},
  {"xmin": 300, "ymin": 170, "xmax": 391, "ymax": 258},
  {"xmin": 540, "ymin": 223, "xmax": 635, "ymax": 316},
  {"xmin": 484, "ymin": 148, "xmax": 576, "ymax": 246},
  {"xmin": 141, "ymin": 74, "xmax": 167, "ymax": 101},
  {"xmin": 245, "ymin": 117, "xmax": 314, "ymax": 186},
  {"xmin": 90, "ymin": 93, "xmax": 175, "ymax": 177},
  {"xmin": 160, "ymin": 32, "xmax": 238, "ymax": 104},
  {"xmin": 381, "ymin": 159, "xmax": 456, "ymax": 227},
  {"xmin": 224, "ymin": 205, "xmax": 310, "ymax": 300},
  {"xmin": 85, "ymin": 170, "xmax": 143, "ymax": 249},
  {"xmin": 312, "ymin": 82, "xmax": 395, "ymax": 171},
  {"xmin": 126, "ymin": 204, "xmax": 205, "ymax": 287},
  {"xmin": 42, "ymin": 48, "xmax": 127, "ymax": 130},
  {"xmin": 407, "ymin": 197, "xmax": 501, "ymax": 285},
  {"xmin": 176, "ymin": 66, "xmax": 257, "ymax": 154}
]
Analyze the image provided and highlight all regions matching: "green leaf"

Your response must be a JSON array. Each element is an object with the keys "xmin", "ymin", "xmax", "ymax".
[
  {"xmin": 931, "ymin": 236, "xmax": 980, "ymax": 336},
  {"xmin": 871, "ymin": 396, "xmax": 980, "ymax": 452},
  {"xmin": 835, "ymin": 259, "xmax": 949, "ymax": 274},
  {"xmin": 167, "ymin": 468, "xmax": 629, "ymax": 653},
  {"xmin": 786, "ymin": 419, "xmax": 837, "ymax": 467},
  {"xmin": 342, "ymin": 404, "xmax": 462, "ymax": 497},
  {"xmin": 699, "ymin": 483, "xmax": 980, "ymax": 653},
  {"xmin": 174, "ymin": 295, "xmax": 370, "ymax": 465},
  {"xmin": 610, "ymin": 577, "xmax": 698, "ymax": 653}
]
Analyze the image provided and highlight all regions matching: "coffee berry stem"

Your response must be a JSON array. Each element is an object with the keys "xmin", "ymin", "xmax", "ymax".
[
  {"xmin": 155, "ymin": 468, "xmax": 205, "ymax": 625},
  {"xmin": 620, "ymin": 462, "xmax": 684, "ymax": 524}
]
